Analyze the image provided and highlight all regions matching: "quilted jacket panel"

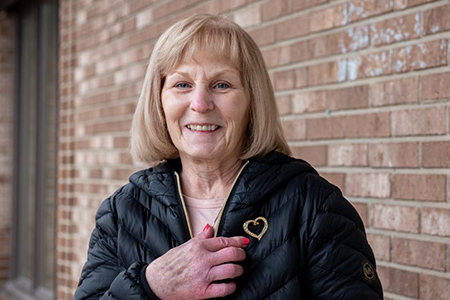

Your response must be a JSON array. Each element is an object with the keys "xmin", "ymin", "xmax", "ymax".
[{"xmin": 73, "ymin": 151, "xmax": 383, "ymax": 300}]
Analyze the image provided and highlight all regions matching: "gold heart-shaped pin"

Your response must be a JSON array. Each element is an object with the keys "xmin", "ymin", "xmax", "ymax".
[{"xmin": 243, "ymin": 217, "xmax": 268, "ymax": 241}]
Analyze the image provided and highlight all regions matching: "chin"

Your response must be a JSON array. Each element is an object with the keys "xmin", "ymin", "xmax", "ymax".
[{"xmin": 185, "ymin": 150, "xmax": 220, "ymax": 161}]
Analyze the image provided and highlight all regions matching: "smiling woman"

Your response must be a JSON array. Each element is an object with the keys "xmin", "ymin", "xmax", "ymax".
[
  {"xmin": 130, "ymin": 14, "xmax": 289, "ymax": 165},
  {"xmin": 161, "ymin": 56, "xmax": 249, "ymax": 169},
  {"xmin": 73, "ymin": 14, "xmax": 384, "ymax": 300}
]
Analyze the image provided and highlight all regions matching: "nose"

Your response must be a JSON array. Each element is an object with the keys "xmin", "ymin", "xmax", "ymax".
[{"xmin": 190, "ymin": 85, "xmax": 214, "ymax": 113}]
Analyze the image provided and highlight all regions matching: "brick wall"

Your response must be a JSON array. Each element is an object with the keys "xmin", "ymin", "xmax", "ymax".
[
  {"xmin": 59, "ymin": 0, "xmax": 450, "ymax": 299},
  {"xmin": 0, "ymin": 11, "xmax": 13, "ymax": 288}
]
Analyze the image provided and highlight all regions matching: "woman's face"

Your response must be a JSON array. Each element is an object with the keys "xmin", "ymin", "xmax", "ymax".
[{"xmin": 161, "ymin": 54, "xmax": 249, "ymax": 164}]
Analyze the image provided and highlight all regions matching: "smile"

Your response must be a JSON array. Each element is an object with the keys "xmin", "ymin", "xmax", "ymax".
[{"xmin": 186, "ymin": 124, "xmax": 220, "ymax": 132}]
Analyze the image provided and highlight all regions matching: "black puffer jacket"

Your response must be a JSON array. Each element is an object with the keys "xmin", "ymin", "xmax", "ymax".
[{"xmin": 74, "ymin": 151, "xmax": 383, "ymax": 300}]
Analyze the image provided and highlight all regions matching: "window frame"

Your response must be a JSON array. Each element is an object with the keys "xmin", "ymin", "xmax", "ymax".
[{"xmin": 5, "ymin": 0, "xmax": 59, "ymax": 299}]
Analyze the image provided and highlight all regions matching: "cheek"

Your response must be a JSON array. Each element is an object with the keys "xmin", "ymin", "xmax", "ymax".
[{"xmin": 162, "ymin": 98, "xmax": 181, "ymax": 123}]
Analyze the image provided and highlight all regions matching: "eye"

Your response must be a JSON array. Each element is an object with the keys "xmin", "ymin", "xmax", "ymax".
[
  {"xmin": 215, "ymin": 82, "xmax": 230, "ymax": 90},
  {"xmin": 175, "ymin": 82, "xmax": 191, "ymax": 89}
]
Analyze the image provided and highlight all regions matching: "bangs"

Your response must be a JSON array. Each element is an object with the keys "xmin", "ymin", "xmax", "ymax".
[
  {"xmin": 182, "ymin": 29, "xmax": 242, "ymax": 70},
  {"xmin": 158, "ymin": 17, "xmax": 243, "ymax": 78}
]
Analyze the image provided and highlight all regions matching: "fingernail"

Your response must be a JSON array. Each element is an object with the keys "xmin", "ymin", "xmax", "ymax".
[
  {"xmin": 242, "ymin": 238, "xmax": 250, "ymax": 246},
  {"xmin": 203, "ymin": 224, "xmax": 210, "ymax": 232}
]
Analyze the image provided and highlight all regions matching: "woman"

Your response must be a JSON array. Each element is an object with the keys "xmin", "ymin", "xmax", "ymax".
[{"xmin": 74, "ymin": 14, "xmax": 383, "ymax": 300}]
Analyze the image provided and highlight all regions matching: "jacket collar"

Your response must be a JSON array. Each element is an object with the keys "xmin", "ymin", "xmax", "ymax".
[
  {"xmin": 128, "ymin": 151, "xmax": 317, "ymax": 238},
  {"xmin": 129, "ymin": 151, "xmax": 317, "ymax": 206}
]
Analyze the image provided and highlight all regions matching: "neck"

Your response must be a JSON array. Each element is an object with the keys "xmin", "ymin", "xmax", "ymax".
[{"xmin": 179, "ymin": 156, "xmax": 245, "ymax": 200}]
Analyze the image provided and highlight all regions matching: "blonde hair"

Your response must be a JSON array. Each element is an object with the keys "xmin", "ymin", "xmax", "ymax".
[{"xmin": 130, "ymin": 14, "xmax": 290, "ymax": 165}]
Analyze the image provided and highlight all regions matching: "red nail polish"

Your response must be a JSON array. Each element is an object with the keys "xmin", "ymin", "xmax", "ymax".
[
  {"xmin": 203, "ymin": 224, "xmax": 210, "ymax": 232},
  {"xmin": 242, "ymin": 238, "xmax": 250, "ymax": 246}
]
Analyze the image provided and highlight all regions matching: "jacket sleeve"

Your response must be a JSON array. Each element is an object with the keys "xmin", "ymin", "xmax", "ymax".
[
  {"xmin": 306, "ymin": 188, "xmax": 384, "ymax": 300},
  {"xmin": 73, "ymin": 193, "xmax": 161, "ymax": 300}
]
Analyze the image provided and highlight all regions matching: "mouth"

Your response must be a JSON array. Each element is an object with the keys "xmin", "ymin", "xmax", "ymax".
[{"xmin": 186, "ymin": 124, "xmax": 220, "ymax": 132}]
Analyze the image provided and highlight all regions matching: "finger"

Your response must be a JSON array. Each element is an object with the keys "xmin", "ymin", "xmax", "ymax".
[
  {"xmin": 205, "ymin": 236, "xmax": 249, "ymax": 252},
  {"xmin": 208, "ymin": 263, "xmax": 244, "ymax": 282},
  {"xmin": 196, "ymin": 223, "xmax": 214, "ymax": 239},
  {"xmin": 210, "ymin": 246, "xmax": 246, "ymax": 266},
  {"xmin": 204, "ymin": 281, "xmax": 237, "ymax": 298}
]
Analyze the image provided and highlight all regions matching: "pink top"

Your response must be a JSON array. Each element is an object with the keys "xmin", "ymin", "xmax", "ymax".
[{"xmin": 183, "ymin": 195, "xmax": 225, "ymax": 236}]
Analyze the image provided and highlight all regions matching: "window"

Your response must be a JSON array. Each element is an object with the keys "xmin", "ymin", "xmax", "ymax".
[{"xmin": 6, "ymin": 0, "xmax": 58, "ymax": 299}]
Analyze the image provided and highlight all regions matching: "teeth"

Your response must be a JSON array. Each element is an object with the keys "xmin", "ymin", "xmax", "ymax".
[{"xmin": 187, "ymin": 124, "xmax": 219, "ymax": 131}]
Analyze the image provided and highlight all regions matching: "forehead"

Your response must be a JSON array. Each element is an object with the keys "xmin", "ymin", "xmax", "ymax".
[
  {"xmin": 168, "ymin": 55, "xmax": 240, "ymax": 76},
  {"xmin": 167, "ymin": 51, "xmax": 241, "ymax": 77}
]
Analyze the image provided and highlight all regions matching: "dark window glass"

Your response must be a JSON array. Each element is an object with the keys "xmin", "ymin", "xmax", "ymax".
[{"xmin": 8, "ymin": 0, "xmax": 58, "ymax": 298}]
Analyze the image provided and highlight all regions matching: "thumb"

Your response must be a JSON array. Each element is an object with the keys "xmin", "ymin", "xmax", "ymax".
[{"xmin": 197, "ymin": 223, "xmax": 214, "ymax": 239}]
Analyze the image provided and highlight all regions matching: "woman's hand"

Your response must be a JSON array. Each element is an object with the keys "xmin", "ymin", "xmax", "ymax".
[{"xmin": 145, "ymin": 224, "xmax": 249, "ymax": 300}]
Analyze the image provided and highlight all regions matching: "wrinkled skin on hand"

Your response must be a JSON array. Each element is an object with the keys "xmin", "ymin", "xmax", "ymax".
[{"xmin": 145, "ymin": 225, "xmax": 249, "ymax": 300}]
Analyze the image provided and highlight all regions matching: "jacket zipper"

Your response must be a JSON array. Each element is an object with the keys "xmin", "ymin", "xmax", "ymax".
[
  {"xmin": 174, "ymin": 171, "xmax": 193, "ymax": 238},
  {"xmin": 174, "ymin": 160, "xmax": 249, "ymax": 239},
  {"xmin": 213, "ymin": 161, "xmax": 249, "ymax": 237}
]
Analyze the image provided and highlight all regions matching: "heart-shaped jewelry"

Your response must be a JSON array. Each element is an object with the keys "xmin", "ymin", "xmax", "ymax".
[{"xmin": 243, "ymin": 217, "xmax": 268, "ymax": 241}]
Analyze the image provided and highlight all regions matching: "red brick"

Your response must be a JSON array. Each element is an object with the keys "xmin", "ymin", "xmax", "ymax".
[
  {"xmin": 307, "ymin": 36, "xmax": 328, "ymax": 59},
  {"xmin": 291, "ymin": 91, "xmax": 327, "ymax": 114},
  {"xmin": 328, "ymin": 144, "xmax": 368, "ymax": 166},
  {"xmin": 233, "ymin": 3, "xmax": 261, "ymax": 28},
  {"xmin": 421, "ymin": 72, "xmax": 450, "ymax": 101},
  {"xmin": 306, "ymin": 116, "xmax": 346, "ymax": 140},
  {"xmin": 369, "ymin": 142, "xmax": 419, "ymax": 168},
  {"xmin": 79, "ymin": 103, "xmax": 135, "ymax": 121},
  {"xmin": 84, "ymin": 119, "xmax": 131, "ymax": 134},
  {"xmin": 346, "ymin": 112, "xmax": 390, "ymax": 138},
  {"xmin": 275, "ymin": 95, "xmax": 291, "ymax": 115},
  {"xmin": 153, "ymin": 0, "xmax": 202, "ymax": 20},
  {"xmin": 328, "ymin": 25, "xmax": 369, "ymax": 55},
  {"xmin": 309, "ymin": 4, "xmax": 346, "ymax": 33},
  {"xmin": 420, "ymin": 274, "xmax": 450, "ymax": 300},
  {"xmin": 189, "ymin": 0, "xmax": 221, "ymax": 15},
  {"xmin": 352, "ymin": 202, "xmax": 368, "ymax": 226},
  {"xmin": 422, "ymin": 141, "xmax": 450, "ymax": 168},
  {"xmin": 393, "ymin": 174, "xmax": 446, "ymax": 201},
  {"xmin": 248, "ymin": 24, "xmax": 275, "ymax": 46},
  {"xmin": 273, "ymin": 69, "xmax": 295, "ymax": 90},
  {"xmin": 123, "ymin": 18, "xmax": 136, "ymax": 33},
  {"xmin": 348, "ymin": 50, "xmax": 392, "ymax": 80},
  {"xmin": 394, "ymin": 39, "xmax": 447, "ymax": 73},
  {"xmin": 367, "ymin": 234, "xmax": 390, "ymax": 261},
  {"xmin": 290, "ymin": 145, "xmax": 327, "ymax": 167},
  {"xmin": 274, "ymin": 68, "xmax": 307, "ymax": 90},
  {"xmin": 292, "ymin": 0, "xmax": 328, "ymax": 12},
  {"xmin": 327, "ymin": 85, "xmax": 368, "ymax": 111},
  {"xmin": 377, "ymin": 266, "xmax": 419, "ymax": 298},
  {"xmin": 294, "ymin": 68, "xmax": 308, "ymax": 88},
  {"xmin": 346, "ymin": 173, "xmax": 390, "ymax": 198},
  {"xmin": 275, "ymin": 14, "xmax": 309, "ymax": 41},
  {"xmin": 320, "ymin": 172, "xmax": 345, "ymax": 193},
  {"xmin": 348, "ymin": 0, "xmax": 395, "ymax": 22},
  {"xmin": 423, "ymin": 4, "xmax": 450, "ymax": 35},
  {"xmin": 291, "ymin": 36, "xmax": 329, "ymax": 63},
  {"xmin": 370, "ymin": 204, "xmax": 420, "ymax": 233},
  {"xmin": 262, "ymin": 45, "xmax": 291, "ymax": 68},
  {"xmin": 281, "ymin": 119, "xmax": 306, "ymax": 141},
  {"xmin": 391, "ymin": 107, "xmax": 446, "ymax": 136},
  {"xmin": 290, "ymin": 40, "xmax": 310, "ymax": 63},
  {"xmin": 395, "ymin": 0, "xmax": 438, "ymax": 10},
  {"xmin": 309, "ymin": 61, "xmax": 346, "ymax": 86},
  {"xmin": 218, "ymin": 0, "xmax": 249, "ymax": 12},
  {"xmin": 261, "ymin": 0, "xmax": 290, "ymax": 21},
  {"xmin": 370, "ymin": 13, "xmax": 421, "ymax": 46},
  {"xmin": 392, "ymin": 238, "xmax": 446, "ymax": 271},
  {"xmin": 369, "ymin": 77, "xmax": 419, "ymax": 106},
  {"xmin": 421, "ymin": 208, "xmax": 450, "ymax": 237}
]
